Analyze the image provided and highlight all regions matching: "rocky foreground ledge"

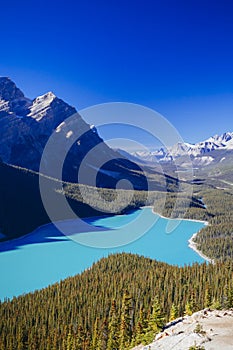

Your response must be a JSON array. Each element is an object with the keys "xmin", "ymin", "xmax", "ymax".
[{"xmin": 132, "ymin": 309, "xmax": 233, "ymax": 350}]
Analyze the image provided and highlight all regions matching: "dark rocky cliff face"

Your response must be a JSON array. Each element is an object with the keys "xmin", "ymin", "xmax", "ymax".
[{"xmin": 0, "ymin": 77, "xmax": 148, "ymax": 189}]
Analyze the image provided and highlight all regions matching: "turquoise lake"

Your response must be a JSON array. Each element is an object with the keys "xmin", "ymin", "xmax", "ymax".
[{"xmin": 0, "ymin": 208, "xmax": 206, "ymax": 301}]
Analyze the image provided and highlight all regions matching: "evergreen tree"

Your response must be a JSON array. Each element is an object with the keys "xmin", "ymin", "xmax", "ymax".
[
  {"xmin": 227, "ymin": 288, "xmax": 233, "ymax": 308},
  {"xmin": 107, "ymin": 300, "xmax": 119, "ymax": 350},
  {"xmin": 119, "ymin": 290, "xmax": 133, "ymax": 350},
  {"xmin": 16, "ymin": 327, "xmax": 24, "ymax": 350},
  {"xmin": 83, "ymin": 331, "xmax": 91, "ymax": 350},
  {"xmin": 210, "ymin": 299, "xmax": 221, "ymax": 310},
  {"xmin": 185, "ymin": 301, "xmax": 193, "ymax": 316},
  {"xmin": 169, "ymin": 303, "xmax": 178, "ymax": 321},
  {"xmin": 66, "ymin": 325, "xmax": 74, "ymax": 350},
  {"xmin": 91, "ymin": 318, "xmax": 99, "ymax": 350},
  {"xmin": 51, "ymin": 329, "xmax": 59, "ymax": 350},
  {"xmin": 76, "ymin": 325, "xmax": 85, "ymax": 350},
  {"xmin": 185, "ymin": 290, "xmax": 198, "ymax": 316},
  {"xmin": 144, "ymin": 297, "xmax": 164, "ymax": 343},
  {"xmin": 190, "ymin": 290, "xmax": 198, "ymax": 313},
  {"xmin": 133, "ymin": 306, "xmax": 147, "ymax": 346},
  {"xmin": 97, "ymin": 318, "xmax": 108, "ymax": 350},
  {"xmin": 204, "ymin": 286, "xmax": 212, "ymax": 308}
]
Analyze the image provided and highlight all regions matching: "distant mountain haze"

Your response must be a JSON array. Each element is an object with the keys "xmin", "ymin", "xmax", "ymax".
[{"xmin": 130, "ymin": 132, "xmax": 233, "ymax": 168}]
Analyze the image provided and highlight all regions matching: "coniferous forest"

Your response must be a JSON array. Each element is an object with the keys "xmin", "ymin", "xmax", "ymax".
[
  {"xmin": 0, "ymin": 253, "xmax": 233, "ymax": 350},
  {"xmin": 1, "ymin": 162, "xmax": 233, "ymax": 261},
  {"xmin": 1, "ymin": 2, "xmax": 233, "ymax": 348},
  {"xmin": 1, "ymin": 163, "xmax": 233, "ymax": 349},
  {"xmin": 154, "ymin": 185, "xmax": 233, "ymax": 261}
]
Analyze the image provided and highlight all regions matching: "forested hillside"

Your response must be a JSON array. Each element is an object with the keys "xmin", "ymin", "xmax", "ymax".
[
  {"xmin": 0, "ymin": 161, "xmax": 199, "ymax": 240},
  {"xmin": 0, "ymin": 253, "xmax": 232, "ymax": 350},
  {"xmin": 150, "ymin": 184, "xmax": 233, "ymax": 261},
  {"xmin": 0, "ymin": 162, "xmax": 104, "ymax": 239},
  {"xmin": 0, "ymin": 162, "xmax": 152, "ymax": 239},
  {"xmin": 192, "ymin": 188, "xmax": 233, "ymax": 261},
  {"xmin": 1, "ymin": 160, "xmax": 232, "ymax": 261},
  {"xmin": 1, "ymin": 155, "xmax": 233, "ymax": 350}
]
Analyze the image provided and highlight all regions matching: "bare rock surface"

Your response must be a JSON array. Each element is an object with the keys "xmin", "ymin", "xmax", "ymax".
[
  {"xmin": 0, "ymin": 77, "xmax": 148, "ymax": 188},
  {"xmin": 132, "ymin": 309, "xmax": 233, "ymax": 350}
]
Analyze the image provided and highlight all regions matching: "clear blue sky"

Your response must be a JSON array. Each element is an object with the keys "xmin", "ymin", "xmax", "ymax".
[{"xmin": 1, "ymin": 0, "xmax": 233, "ymax": 143}]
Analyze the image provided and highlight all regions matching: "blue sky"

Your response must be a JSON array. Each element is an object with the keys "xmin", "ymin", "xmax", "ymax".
[{"xmin": 1, "ymin": 0, "xmax": 233, "ymax": 143}]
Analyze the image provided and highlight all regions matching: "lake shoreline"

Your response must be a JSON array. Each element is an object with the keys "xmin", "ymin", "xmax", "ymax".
[
  {"xmin": 0, "ymin": 207, "xmax": 139, "ymax": 246},
  {"xmin": 0, "ymin": 206, "xmax": 209, "ymax": 301},
  {"xmin": 146, "ymin": 206, "xmax": 212, "ymax": 264},
  {"xmin": 188, "ymin": 232, "xmax": 214, "ymax": 264},
  {"xmin": 0, "ymin": 205, "xmax": 212, "ymax": 264}
]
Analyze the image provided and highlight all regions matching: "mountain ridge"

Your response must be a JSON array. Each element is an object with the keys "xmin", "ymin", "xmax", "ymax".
[
  {"xmin": 130, "ymin": 131, "xmax": 233, "ymax": 167},
  {"xmin": 0, "ymin": 77, "xmax": 149, "ymax": 189},
  {"xmin": 167, "ymin": 131, "xmax": 233, "ymax": 158}
]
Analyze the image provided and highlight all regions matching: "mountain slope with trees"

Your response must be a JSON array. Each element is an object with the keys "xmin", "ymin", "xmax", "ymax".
[
  {"xmin": 0, "ymin": 253, "xmax": 232, "ymax": 350},
  {"xmin": 0, "ymin": 161, "xmax": 196, "ymax": 240}
]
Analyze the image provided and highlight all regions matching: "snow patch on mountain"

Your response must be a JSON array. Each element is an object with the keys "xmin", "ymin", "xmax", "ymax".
[
  {"xmin": 28, "ymin": 92, "xmax": 56, "ymax": 121},
  {"xmin": 192, "ymin": 156, "xmax": 214, "ymax": 166},
  {"xmin": 167, "ymin": 132, "xmax": 233, "ymax": 158},
  {"xmin": 225, "ymin": 138, "xmax": 233, "ymax": 149},
  {"xmin": 129, "ymin": 132, "xmax": 233, "ymax": 167},
  {"xmin": 0, "ymin": 77, "xmax": 32, "ymax": 117},
  {"xmin": 132, "ymin": 149, "xmax": 166, "ymax": 162},
  {"xmin": 0, "ymin": 99, "xmax": 10, "ymax": 114}
]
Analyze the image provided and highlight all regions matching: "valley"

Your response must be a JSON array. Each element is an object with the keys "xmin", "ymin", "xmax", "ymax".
[
  {"xmin": 0, "ymin": 207, "xmax": 206, "ymax": 301},
  {"xmin": 1, "ymin": 1, "xmax": 233, "ymax": 349},
  {"xmin": 0, "ymin": 78, "xmax": 233, "ymax": 350}
]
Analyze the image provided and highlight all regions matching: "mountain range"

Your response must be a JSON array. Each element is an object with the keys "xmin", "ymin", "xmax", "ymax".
[
  {"xmin": 0, "ymin": 77, "xmax": 184, "ymax": 239},
  {"xmin": 130, "ymin": 131, "xmax": 233, "ymax": 168},
  {"xmin": 0, "ymin": 77, "xmax": 148, "ymax": 189},
  {"xmin": 1, "ymin": 76, "xmax": 232, "ymax": 192}
]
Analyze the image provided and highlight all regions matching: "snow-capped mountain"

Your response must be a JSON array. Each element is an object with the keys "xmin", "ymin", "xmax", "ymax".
[
  {"xmin": 132, "ymin": 148, "xmax": 166, "ymax": 162},
  {"xmin": 130, "ymin": 132, "xmax": 233, "ymax": 167},
  {"xmin": 168, "ymin": 132, "xmax": 233, "ymax": 158},
  {"xmin": 223, "ymin": 137, "xmax": 233, "ymax": 150},
  {"xmin": 0, "ymin": 77, "xmax": 148, "ymax": 189}
]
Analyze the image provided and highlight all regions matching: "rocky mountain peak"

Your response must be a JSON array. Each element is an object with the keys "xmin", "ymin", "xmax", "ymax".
[
  {"xmin": 0, "ymin": 78, "xmax": 80, "ymax": 169},
  {"xmin": 220, "ymin": 131, "xmax": 233, "ymax": 142},
  {"xmin": 34, "ymin": 91, "xmax": 56, "ymax": 103},
  {"xmin": 129, "ymin": 131, "xmax": 233, "ymax": 169},
  {"xmin": 28, "ymin": 91, "xmax": 58, "ymax": 121},
  {"xmin": 0, "ymin": 77, "xmax": 148, "ymax": 189},
  {"xmin": 0, "ymin": 77, "xmax": 32, "ymax": 117},
  {"xmin": 0, "ymin": 77, "xmax": 25, "ymax": 101},
  {"xmin": 28, "ymin": 90, "xmax": 76, "ymax": 125}
]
